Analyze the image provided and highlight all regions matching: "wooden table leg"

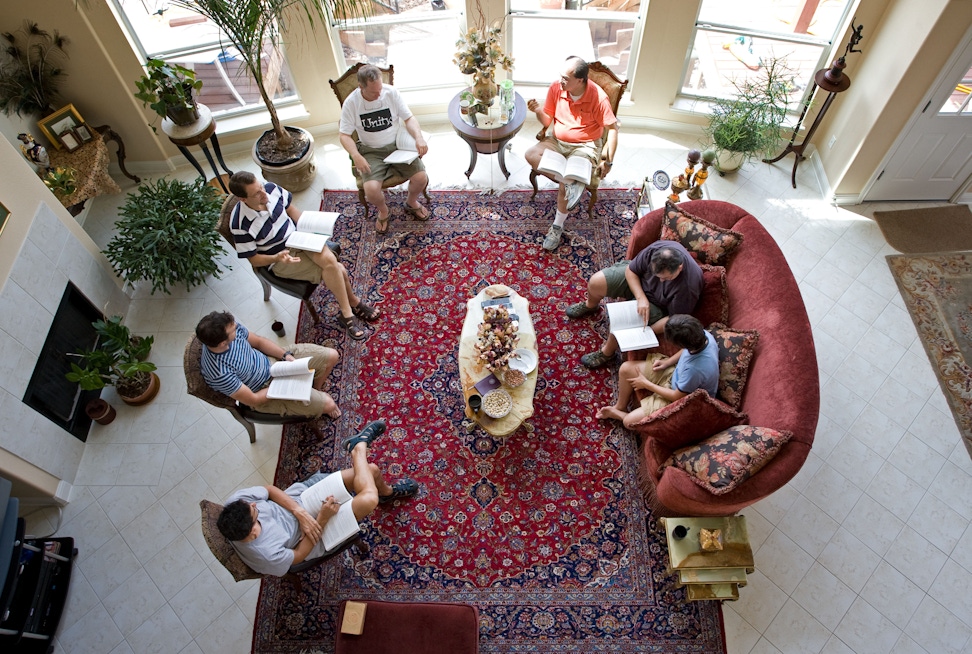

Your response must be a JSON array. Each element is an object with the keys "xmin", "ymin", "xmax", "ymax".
[{"xmin": 93, "ymin": 125, "xmax": 141, "ymax": 183}]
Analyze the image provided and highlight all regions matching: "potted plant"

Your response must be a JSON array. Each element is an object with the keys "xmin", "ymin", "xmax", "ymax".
[
  {"xmin": 170, "ymin": 0, "xmax": 369, "ymax": 190},
  {"xmin": 701, "ymin": 57, "xmax": 796, "ymax": 173},
  {"xmin": 454, "ymin": 6, "xmax": 514, "ymax": 105},
  {"xmin": 103, "ymin": 177, "xmax": 225, "ymax": 295},
  {"xmin": 42, "ymin": 166, "xmax": 77, "ymax": 200},
  {"xmin": 0, "ymin": 21, "xmax": 69, "ymax": 119},
  {"xmin": 66, "ymin": 316, "xmax": 160, "ymax": 406},
  {"xmin": 133, "ymin": 58, "xmax": 203, "ymax": 131}
]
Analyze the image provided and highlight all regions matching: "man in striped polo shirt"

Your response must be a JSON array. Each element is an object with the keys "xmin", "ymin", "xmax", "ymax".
[
  {"xmin": 196, "ymin": 311, "xmax": 340, "ymax": 419},
  {"xmin": 228, "ymin": 171, "xmax": 378, "ymax": 340}
]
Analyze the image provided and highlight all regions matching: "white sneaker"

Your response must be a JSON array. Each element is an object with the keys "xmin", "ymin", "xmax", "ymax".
[
  {"xmin": 565, "ymin": 181, "xmax": 585, "ymax": 210},
  {"xmin": 542, "ymin": 224, "xmax": 564, "ymax": 251}
]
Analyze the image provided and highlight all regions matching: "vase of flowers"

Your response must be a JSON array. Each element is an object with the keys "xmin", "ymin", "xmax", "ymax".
[
  {"xmin": 474, "ymin": 306, "xmax": 519, "ymax": 371},
  {"xmin": 454, "ymin": 14, "xmax": 513, "ymax": 108}
]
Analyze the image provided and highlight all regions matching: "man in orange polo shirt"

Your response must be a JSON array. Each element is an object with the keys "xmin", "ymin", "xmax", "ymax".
[{"xmin": 525, "ymin": 56, "xmax": 618, "ymax": 252}]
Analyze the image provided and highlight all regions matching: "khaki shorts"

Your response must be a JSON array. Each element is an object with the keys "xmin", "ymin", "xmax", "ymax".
[
  {"xmin": 543, "ymin": 136, "xmax": 600, "ymax": 165},
  {"xmin": 357, "ymin": 142, "xmax": 426, "ymax": 184},
  {"xmin": 638, "ymin": 353, "xmax": 676, "ymax": 415},
  {"xmin": 256, "ymin": 343, "xmax": 334, "ymax": 417}
]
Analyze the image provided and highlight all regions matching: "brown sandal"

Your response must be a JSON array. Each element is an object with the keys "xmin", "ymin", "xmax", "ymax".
[
  {"xmin": 405, "ymin": 203, "xmax": 429, "ymax": 221},
  {"xmin": 338, "ymin": 314, "xmax": 367, "ymax": 340},
  {"xmin": 375, "ymin": 215, "xmax": 390, "ymax": 235},
  {"xmin": 351, "ymin": 301, "xmax": 381, "ymax": 322}
]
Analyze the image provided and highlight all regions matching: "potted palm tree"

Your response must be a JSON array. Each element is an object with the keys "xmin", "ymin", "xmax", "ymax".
[
  {"xmin": 66, "ymin": 316, "xmax": 160, "ymax": 406},
  {"xmin": 169, "ymin": 0, "xmax": 370, "ymax": 191},
  {"xmin": 701, "ymin": 57, "xmax": 796, "ymax": 173},
  {"xmin": 133, "ymin": 58, "xmax": 203, "ymax": 132}
]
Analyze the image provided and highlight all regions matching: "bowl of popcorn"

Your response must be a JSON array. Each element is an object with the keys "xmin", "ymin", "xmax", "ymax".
[
  {"xmin": 482, "ymin": 388, "xmax": 513, "ymax": 418},
  {"xmin": 503, "ymin": 368, "xmax": 525, "ymax": 388}
]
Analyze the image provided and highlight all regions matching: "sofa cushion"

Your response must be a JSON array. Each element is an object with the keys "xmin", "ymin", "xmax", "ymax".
[
  {"xmin": 660, "ymin": 201, "xmax": 744, "ymax": 265},
  {"xmin": 662, "ymin": 425, "xmax": 793, "ymax": 495},
  {"xmin": 695, "ymin": 265, "xmax": 730, "ymax": 327},
  {"xmin": 708, "ymin": 323, "xmax": 760, "ymax": 410},
  {"xmin": 631, "ymin": 388, "xmax": 748, "ymax": 450}
]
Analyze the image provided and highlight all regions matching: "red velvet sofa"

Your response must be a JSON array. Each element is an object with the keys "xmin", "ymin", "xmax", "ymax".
[{"xmin": 627, "ymin": 200, "xmax": 819, "ymax": 516}]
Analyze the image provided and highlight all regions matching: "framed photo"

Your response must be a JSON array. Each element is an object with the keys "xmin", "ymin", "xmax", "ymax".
[
  {"xmin": 59, "ymin": 130, "xmax": 81, "ymax": 152},
  {"xmin": 38, "ymin": 104, "xmax": 86, "ymax": 150},
  {"xmin": 76, "ymin": 124, "xmax": 93, "ymax": 143},
  {"xmin": 0, "ymin": 202, "xmax": 8, "ymax": 240}
]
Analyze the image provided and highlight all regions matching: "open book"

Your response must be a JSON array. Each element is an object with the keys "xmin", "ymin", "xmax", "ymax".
[
  {"xmin": 537, "ymin": 149, "xmax": 593, "ymax": 185},
  {"xmin": 266, "ymin": 357, "xmax": 315, "ymax": 402},
  {"xmin": 382, "ymin": 123, "xmax": 430, "ymax": 165},
  {"xmin": 284, "ymin": 211, "xmax": 340, "ymax": 253},
  {"xmin": 606, "ymin": 300, "xmax": 660, "ymax": 352},
  {"xmin": 298, "ymin": 473, "xmax": 361, "ymax": 551}
]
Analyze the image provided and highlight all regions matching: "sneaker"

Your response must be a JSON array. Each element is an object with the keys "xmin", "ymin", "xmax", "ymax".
[
  {"xmin": 580, "ymin": 350, "xmax": 615, "ymax": 369},
  {"xmin": 379, "ymin": 478, "xmax": 419, "ymax": 504},
  {"xmin": 565, "ymin": 301, "xmax": 599, "ymax": 319},
  {"xmin": 542, "ymin": 224, "xmax": 564, "ymax": 251},
  {"xmin": 565, "ymin": 181, "xmax": 585, "ymax": 210},
  {"xmin": 341, "ymin": 420, "xmax": 386, "ymax": 453}
]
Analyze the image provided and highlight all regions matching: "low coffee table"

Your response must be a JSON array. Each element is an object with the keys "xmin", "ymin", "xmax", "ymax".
[{"xmin": 458, "ymin": 287, "xmax": 538, "ymax": 436}]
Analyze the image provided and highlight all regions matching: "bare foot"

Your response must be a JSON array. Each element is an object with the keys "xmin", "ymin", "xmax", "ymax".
[
  {"xmin": 595, "ymin": 406, "xmax": 628, "ymax": 421},
  {"xmin": 322, "ymin": 393, "xmax": 342, "ymax": 419}
]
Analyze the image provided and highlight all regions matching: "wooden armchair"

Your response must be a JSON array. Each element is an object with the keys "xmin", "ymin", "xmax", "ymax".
[
  {"xmin": 529, "ymin": 61, "xmax": 628, "ymax": 217},
  {"xmin": 200, "ymin": 499, "xmax": 369, "ymax": 594},
  {"xmin": 328, "ymin": 63, "xmax": 431, "ymax": 219},
  {"xmin": 183, "ymin": 336, "xmax": 316, "ymax": 443}
]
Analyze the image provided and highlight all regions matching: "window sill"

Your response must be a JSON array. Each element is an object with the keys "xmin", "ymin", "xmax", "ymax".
[{"xmin": 213, "ymin": 104, "xmax": 310, "ymax": 137}]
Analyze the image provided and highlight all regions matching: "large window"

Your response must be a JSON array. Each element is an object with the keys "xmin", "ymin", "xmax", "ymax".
[
  {"xmin": 110, "ymin": 0, "xmax": 298, "ymax": 116},
  {"xmin": 332, "ymin": 1, "xmax": 465, "ymax": 91},
  {"xmin": 682, "ymin": 0, "xmax": 856, "ymax": 107},
  {"xmin": 508, "ymin": 0, "xmax": 642, "ymax": 84}
]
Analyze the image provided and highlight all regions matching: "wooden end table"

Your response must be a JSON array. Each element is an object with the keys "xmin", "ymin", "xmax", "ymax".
[
  {"xmin": 659, "ymin": 515, "xmax": 754, "ymax": 602},
  {"xmin": 448, "ymin": 92, "xmax": 526, "ymax": 179},
  {"xmin": 458, "ymin": 288, "xmax": 537, "ymax": 436},
  {"xmin": 161, "ymin": 103, "xmax": 234, "ymax": 193}
]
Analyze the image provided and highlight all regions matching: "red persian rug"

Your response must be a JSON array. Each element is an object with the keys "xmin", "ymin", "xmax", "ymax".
[{"xmin": 252, "ymin": 189, "xmax": 726, "ymax": 654}]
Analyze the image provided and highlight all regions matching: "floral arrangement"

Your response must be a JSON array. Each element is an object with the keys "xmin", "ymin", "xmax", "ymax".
[
  {"xmin": 454, "ymin": 24, "xmax": 514, "ymax": 87},
  {"xmin": 474, "ymin": 306, "xmax": 519, "ymax": 371},
  {"xmin": 43, "ymin": 166, "xmax": 76, "ymax": 199}
]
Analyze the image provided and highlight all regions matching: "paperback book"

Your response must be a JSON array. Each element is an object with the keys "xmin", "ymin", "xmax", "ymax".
[
  {"xmin": 606, "ymin": 300, "xmax": 660, "ymax": 351},
  {"xmin": 537, "ymin": 149, "xmax": 592, "ymax": 184},
  {"xmin": 285, "ymin": 211, "xmax": 340, "ymax": 253},
  {"xmin": 266, "ymin": 357, "xmax": 315, "ymax": 402}
]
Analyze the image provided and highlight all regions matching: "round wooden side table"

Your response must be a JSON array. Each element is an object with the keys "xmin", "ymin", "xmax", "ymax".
[
  {"xmin": 448, "ymin": 92, "xmax": 526, "ymax": 179},
  {"xmin": 161, "ymin": 104, "xmax": 234, "ymax": 193}
]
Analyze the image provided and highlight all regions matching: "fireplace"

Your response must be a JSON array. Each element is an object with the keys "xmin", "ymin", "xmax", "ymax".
[{"xmin": 22, "ymin": 283, "xmax": 104, "ymax": 441}]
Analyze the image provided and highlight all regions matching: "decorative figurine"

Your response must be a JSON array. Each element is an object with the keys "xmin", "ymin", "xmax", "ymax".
[
  {"xmin": 18, "ymin": 132, "xmax": 51, "ymax": 172},
  {"xmin": 668, "ymin": 149, "xmax": 715, "ymax": 203}
]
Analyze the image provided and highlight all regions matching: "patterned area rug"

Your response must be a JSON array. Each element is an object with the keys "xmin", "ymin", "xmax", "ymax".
[
  {"xmin": 887, "ymin": 252, "xmax": 972, "ymax": 459},
  {"xmin": 252, "ymin": 189, "xmax": 726, "ymax": 653}
]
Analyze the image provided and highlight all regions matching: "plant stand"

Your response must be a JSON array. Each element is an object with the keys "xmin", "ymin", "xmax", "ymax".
[{"xmin": 161, "ymin": 104, "xmax": 234, "ymax": 194}]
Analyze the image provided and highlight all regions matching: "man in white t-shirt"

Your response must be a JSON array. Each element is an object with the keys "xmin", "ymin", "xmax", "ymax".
[{"xmin": 339, "ymin": 64, "xmax": 430, "ymax": 234}]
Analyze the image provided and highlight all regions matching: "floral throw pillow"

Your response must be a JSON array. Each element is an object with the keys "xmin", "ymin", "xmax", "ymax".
[
  {"xmin": 660, "ymin": 201, "xmax": 744, "ymax": 265},
  {"xmin": 708, "ymin": 323, "xmax": 760, "ymax": 410},
  {"xmin": 662, "ymin": 425, "xmax": 793, "ymax": 495}
]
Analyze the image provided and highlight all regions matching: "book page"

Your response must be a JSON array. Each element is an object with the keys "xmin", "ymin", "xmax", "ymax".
[
  {"xmin": 269, "ymin": 357, "xmax": 312, "ymax": 377},
  {"xmin": 564, "ymin": 155, "xmax": 593, "ymax": 184},
  {"xmin": 296, "ymin": 211, "xmax": 339, "ymax": 236},
  {"xmin": 394, "ymin": 122, "xmax": 430, "ymax": 151},
  {"xmin": 383, "ymin": 149, "xmax": 419, "ymax": 164},
  {"xmin": 612, "ymin": 327, "xmax": 659, "ymax": 352},
  {"xmin": 285, "ymin": 231, "xmax": 329, "ymax": 253},
  {"xmin": 606, "ymin": 300, "xmax": 646, "ymax": 331},
  {"xmin": 267, "ymin": 371, "xmax": 315, "ymax": 401},
  {"xmin": 537, "ymin": 149, "xmax": 568, "ymax": 182}
]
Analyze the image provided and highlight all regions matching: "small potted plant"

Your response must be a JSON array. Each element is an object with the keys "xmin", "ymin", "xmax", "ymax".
[
  {"xmin": 701, "ymin": 56, "xmax": 796, "ymax": 173},
  {"xmin": 133, "ymin": 58, "xmax": 203, "ymax": 131},
  {"xmin": 66, "ymin": 316, "xmax": 160, "ymax": 406},
  {"xmin": 103, "ymin": 177, "xmax": 225, "ymax": 295}
]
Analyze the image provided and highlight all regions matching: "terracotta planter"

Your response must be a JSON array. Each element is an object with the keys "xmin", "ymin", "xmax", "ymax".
[
  {"xmin": 120, "ymin": 372, "xmax": 161, "ymax": 406},
  {"xmin": 85, "ymin": 399, "xmax": 116, "ymax": 425}
]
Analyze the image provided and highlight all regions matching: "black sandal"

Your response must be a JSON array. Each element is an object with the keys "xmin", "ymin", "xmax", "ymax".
[
  {"xmin": 338, "ymin": 314, "xmax": 367, "ymax": 340},
  {"xmin": 352, "ymin": 301, "xmax": 381, "ymax": 322}
]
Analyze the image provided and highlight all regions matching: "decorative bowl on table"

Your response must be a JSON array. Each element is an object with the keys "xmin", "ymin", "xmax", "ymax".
[
  {"xmin": 508, "ymin": 348, "xmax": 537, "ymax": 374},
  {"xmin": 503, "ymin": 368, "xmax": 525, "ymax": 388},
  {"xmin": 482, "ymin": 389, "xmax": 513, "ymax": 418}
]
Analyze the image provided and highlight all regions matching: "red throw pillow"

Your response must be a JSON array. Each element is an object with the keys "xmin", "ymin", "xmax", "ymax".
[
  {"xmin": 628, "ymin": 388, "xmax": 748, "ymax": 450},
  {"xmin": 662, "ymin": 425, "xmax": 793, "ymax": 495},
  {"xmin": 694, "ymin": 265, "xmax": 729, "ymax": 327},
  {"xmin": 660, "ymin": 201, "xmax": 744, "ymax": 265},
  {"xmin": 707, "ymin": 323, "xmax": 760, "ymax": 410}
]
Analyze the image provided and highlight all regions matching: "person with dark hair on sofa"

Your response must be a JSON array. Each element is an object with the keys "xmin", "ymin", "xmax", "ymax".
[
  {"xmin": 217, "ymin": 420, "xmax": 418, "ymax": 576},
  {"xmin": 196, "ymin": 310, "xmax": 340, "ymax": 419},
  {"xmin": 595, "ymin": 314, "xmax": 718, "ymax": 428},
  {"xmin": 567, "ymin": 240, "xmax": 703, "ymax": 368}
]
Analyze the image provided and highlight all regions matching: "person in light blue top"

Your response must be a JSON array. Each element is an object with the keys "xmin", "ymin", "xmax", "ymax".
[{"xmin": 596, "ymin": 314, "xmax": 720, "ymax": 428}]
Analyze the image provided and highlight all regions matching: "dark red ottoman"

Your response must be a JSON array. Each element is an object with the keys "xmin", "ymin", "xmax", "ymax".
[{"xmin": 334, "ymin": 600, "xmax": 479, "ymax": 654}]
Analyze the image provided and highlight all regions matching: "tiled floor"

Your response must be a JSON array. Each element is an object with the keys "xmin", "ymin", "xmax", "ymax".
[{"xmin": 21, "ymin": 122, "xmax": 972, "ymax": 654}]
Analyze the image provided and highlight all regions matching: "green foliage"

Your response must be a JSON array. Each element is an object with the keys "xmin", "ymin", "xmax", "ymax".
[
  {"xmin": 43, "ymin": 166, "xmax": 76, "ymax": 199},
  {"xmin": 134, "ymin": 58, "xmax": 203, "ymax": 130},
  {"xmin": 0, "ymin": 21, "xmax": 69, "ymax": 118},
  {"xmin": 702, "ymin": 57, "xmax": 796, "ymax": 162},
  {"xmin": 65, "ymin": 316, "xmax": 157, "ymax": 398},
  {"xmin": 104, "ymin": 177, "xmax": 224, "ymax": 295}
]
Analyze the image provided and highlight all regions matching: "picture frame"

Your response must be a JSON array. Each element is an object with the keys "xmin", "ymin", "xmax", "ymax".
[
  {"xmin": 38, "ymin": 104, "xmax": 86, "ymax": 150},
  {"xmin": 59, "ymin": 130, "xmax": 81, "ymax": 152},
  {"xmin": 0, "ymin": 202, "xmax": 8, "ymax": 240},
  {"xmin": 76, "ymin": 124, "xmax": 93, "ymax": 143}
]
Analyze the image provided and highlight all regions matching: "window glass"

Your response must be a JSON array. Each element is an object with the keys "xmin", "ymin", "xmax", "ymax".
[{"xmin": 939, "ymin": 65, "xmax": 972, "ymax": 115}]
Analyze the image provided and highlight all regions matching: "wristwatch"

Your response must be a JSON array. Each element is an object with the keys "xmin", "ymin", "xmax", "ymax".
[{"xmin": 282, "ymin": 351, "xmax": 293, "ymax": 359}]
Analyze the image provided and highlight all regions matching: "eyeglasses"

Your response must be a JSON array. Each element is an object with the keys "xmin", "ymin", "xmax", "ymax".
[{"xmin": 560, "ymin": 75, "xmax": 575, "ymax": 83}]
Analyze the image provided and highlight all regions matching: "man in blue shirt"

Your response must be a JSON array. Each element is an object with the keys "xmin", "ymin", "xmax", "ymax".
[
  {"xmin": 196, "ymin": 310, "xmax": 340, "ymax": 418},
  {"xmin": 595, "ymin": 314, "xmax": 719, "ymax": 428}
]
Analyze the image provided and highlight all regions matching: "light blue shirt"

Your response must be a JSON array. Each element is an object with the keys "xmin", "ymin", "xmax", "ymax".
[{"xmin": 671, "ymin": 331, "xmax": 720, "ymax": 396}]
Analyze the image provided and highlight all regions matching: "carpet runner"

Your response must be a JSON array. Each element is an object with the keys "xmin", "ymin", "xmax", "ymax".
[{"xmin": 252, "ymin": 189, "xmax": 726, "ymax": 653}]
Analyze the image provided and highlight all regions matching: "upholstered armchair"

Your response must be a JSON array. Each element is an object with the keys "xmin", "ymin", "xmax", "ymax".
[
  {"xmin": 328, "ymin": 62, "xmax": 431, "ymax": 219},
  {"xmin": 529, "ymin": 61, "xmax": 628, "ymax": 217}
]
